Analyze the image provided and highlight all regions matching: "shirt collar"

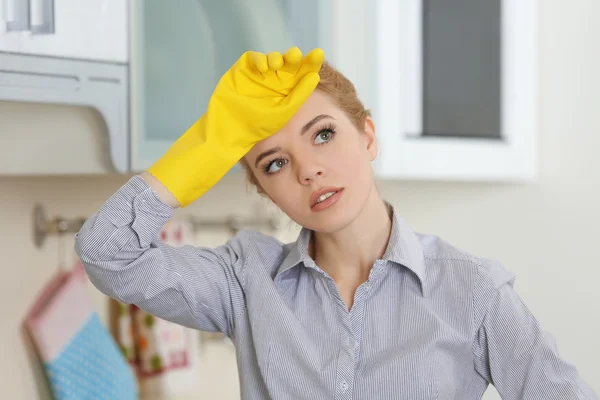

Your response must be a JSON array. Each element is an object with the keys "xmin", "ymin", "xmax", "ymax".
[{"xmin": 276, "ymin": 202, "xmax": 429, "ymax": 296}]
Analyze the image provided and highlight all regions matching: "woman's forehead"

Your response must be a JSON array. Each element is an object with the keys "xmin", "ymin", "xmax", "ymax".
[
  {"xmin": 244, "ymin": 91, "xmax": 342, "ymax": 160},
  {"xmin": 283, "ymin": 91, "xmax": 339, "ymax": 129}
]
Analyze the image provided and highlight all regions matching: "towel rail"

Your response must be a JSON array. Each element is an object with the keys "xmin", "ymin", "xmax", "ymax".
[{"xmin": 33, "ymin": 203, "xmax": 281, "ymax": 248}]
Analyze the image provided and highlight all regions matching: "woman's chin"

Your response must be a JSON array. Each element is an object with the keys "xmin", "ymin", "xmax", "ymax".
[{"xmin": 304, "ymin": 210, "xmax": 357, "ymax": 234}]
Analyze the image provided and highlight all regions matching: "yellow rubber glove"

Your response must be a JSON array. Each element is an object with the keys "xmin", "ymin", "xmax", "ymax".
[{"xmin": 146, "ymin": 46, "xmax": 324, "ymax": 207}]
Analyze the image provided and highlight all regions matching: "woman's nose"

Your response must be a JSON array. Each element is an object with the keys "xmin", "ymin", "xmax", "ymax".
[{"xmin": 297, "ymin": 158, "xmax": 325, "ymax": 184}]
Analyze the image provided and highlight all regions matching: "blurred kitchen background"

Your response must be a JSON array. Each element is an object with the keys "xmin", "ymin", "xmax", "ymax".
[{"xmin": 1, "ymin": 0, "xmax": 598, "ymax": 399}]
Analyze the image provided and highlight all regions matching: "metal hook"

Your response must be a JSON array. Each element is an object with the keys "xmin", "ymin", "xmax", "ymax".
[{"xmin": 33, "ymin": 203, "xmax": 86, "ymax": 249}]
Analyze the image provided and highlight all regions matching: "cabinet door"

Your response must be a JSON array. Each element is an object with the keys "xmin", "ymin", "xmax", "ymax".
[
  {"xmin": 374, "ymin": 0, "xmax": 537, "ymax": 181},
  {"xmin": 130, "ymin": 0, "xmax": 332, "ymax": 172},
  {"xmin": 18, "ymin": 0, "xmax": 128, "ymax": 62},
  {"xmin": 0, "ymin": 0, "xmax": 24, "ymax": 52}
]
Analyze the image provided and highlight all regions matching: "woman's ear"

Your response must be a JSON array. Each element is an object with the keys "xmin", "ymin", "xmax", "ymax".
[{"xmin": 363, "ymin": 117, "xmax": 378, "ymax": 161}]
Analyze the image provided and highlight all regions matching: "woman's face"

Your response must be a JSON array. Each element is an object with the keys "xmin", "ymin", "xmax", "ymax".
[{"xmin": 244, "ymin": 90, "xmax": 378, "ymax": 233}]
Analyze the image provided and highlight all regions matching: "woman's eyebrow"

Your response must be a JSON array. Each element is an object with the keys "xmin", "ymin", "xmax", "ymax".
[
  {"xmin": 254, "ymin": 147, "xmax": 282, "ymax": 168},
  {"xmin": 300, "ymin": 114, "xmax": 335, "ymax": 135}
]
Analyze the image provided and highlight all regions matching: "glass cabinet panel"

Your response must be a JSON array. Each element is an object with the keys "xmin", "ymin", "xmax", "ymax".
[
  {"xmin": 130, "ymin": 0, "xmax": 331, "ymax": 172},
  {"xmin": 374, "ymin": 0, "xmax": 537, "ymax": 181},
  {"xmin": 422, "ymin": 0, "xmax": 502, "ymax": 139}
]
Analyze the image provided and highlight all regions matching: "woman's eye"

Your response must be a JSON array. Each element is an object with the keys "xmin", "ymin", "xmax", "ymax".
[
  {"xmin": 266, "ymin": 158, "xmax": 287, "ymax": 173},
  {"xmin": 315, "ymin": 130, "xmax": 333, "ymax": 144}
]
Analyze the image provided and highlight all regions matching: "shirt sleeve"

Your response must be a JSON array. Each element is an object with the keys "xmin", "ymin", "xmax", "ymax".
[
  {"xmin": 472, "ymin": 260, "xmax": 598, "ymax": 399},
  {"xmin": 74, "ymin": 175, "xmax": 248, "ymax": 338}
]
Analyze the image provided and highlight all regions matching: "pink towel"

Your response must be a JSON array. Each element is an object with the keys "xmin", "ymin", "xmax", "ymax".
[{"xmin": 24, "ymin": 262, "xmax": 137, "ymax": 399}]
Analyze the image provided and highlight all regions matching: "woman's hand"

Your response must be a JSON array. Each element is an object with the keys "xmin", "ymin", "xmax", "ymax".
[
  {"xmin": 146, "ymin": 47, "xmax": 324, "ymax": 208},
  {"xmin": 206, "ymin": 46, "xmax": 324, "ymax": 147},
  {"xmin": 245, "ymin": 46, "xmax": 324, "ymax": 95}
]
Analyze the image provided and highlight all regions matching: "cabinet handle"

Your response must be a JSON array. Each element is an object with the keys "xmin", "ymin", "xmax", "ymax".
[
  {"xmin": 29, "ymin": 0, "xmax": 53, "ymax": 34},
  {"xmin": 1, "ymin": 0, "xmax": 9, "ymax": 22},
  {"xmin": 5, "ymin": 0, "xmax": 29, "ymax": 31},
  {"xmin": 1, "ymin": 0, "xmax": 15, "ymax": 22}
]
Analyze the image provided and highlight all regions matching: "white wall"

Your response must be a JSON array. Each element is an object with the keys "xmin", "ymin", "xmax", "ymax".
[{"xmin": 1, "ymin": 0, "xmax": 598, "ymax": 398}]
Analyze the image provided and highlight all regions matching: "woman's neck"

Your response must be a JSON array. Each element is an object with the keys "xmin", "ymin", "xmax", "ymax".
[{"xmin": 310, "ymin": 186, "xmax": 393, "ymax": 284}]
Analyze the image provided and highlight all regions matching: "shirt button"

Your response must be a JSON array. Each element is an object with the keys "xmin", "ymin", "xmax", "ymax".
[{"xmin": 340, "ymin": 381, "xmax": 349, "ymax": 391}]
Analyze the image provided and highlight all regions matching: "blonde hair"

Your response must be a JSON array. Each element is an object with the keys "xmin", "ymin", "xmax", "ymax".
[{"xmin": 239, "ymin": 61, "xmax": 371, "ymax": 195}]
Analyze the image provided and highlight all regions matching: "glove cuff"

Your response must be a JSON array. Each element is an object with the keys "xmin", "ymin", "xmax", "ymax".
[{"xmin": 147, "ymin": 140, "xmax": 245, "ymax": 208}]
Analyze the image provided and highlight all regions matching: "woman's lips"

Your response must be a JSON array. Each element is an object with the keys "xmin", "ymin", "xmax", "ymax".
[{"xmin": 310, "ymin": 188, "xmax": 344, "ymax": 212}]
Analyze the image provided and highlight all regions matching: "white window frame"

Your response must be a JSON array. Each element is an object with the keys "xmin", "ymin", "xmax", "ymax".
[{"xmin": 372, "ymin": 0, "xmax": 538, "ymax": 182}]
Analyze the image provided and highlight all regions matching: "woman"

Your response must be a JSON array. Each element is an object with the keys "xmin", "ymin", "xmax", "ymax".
[{"xmin": 75, "ymin": 47, "xmax": 597, "ymax": 399}]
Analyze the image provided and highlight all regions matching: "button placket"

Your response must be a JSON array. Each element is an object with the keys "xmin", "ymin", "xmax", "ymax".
[
  {"xmin": 343, "ymin": 333, "xmax": 358, "ymax": 352},
  {"xmin": 334, "ymin": 352, "xmax": 354, "ymax": 398},
  {"xmin": 334, "ymin": 317, "xmax": 355, "ymax": 399}
]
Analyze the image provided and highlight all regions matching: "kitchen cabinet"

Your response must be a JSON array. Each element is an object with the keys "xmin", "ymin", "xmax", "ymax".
[
  {"xmin": 0, "ymin": 0, "xmax": 128, "ymax": 62},
  {"xmin": 0, "ymin": 0, "xmax": 129, "ymax": 174},
  {"xmin": 2, "ymin": 0, "xmax": 536, "ymax": 182},
  {"xmin": 372, "ymin": 0, "xmax": 538, "ymax": 182},
  {"xmin": 20, "ymin": 0, "xmax": 128, "ymax": 63}
]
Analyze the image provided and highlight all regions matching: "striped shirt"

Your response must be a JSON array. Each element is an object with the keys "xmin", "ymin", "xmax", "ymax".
[{"xmin": 75, "ymin": 175, "xmax": 598, "ymax": 399}]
